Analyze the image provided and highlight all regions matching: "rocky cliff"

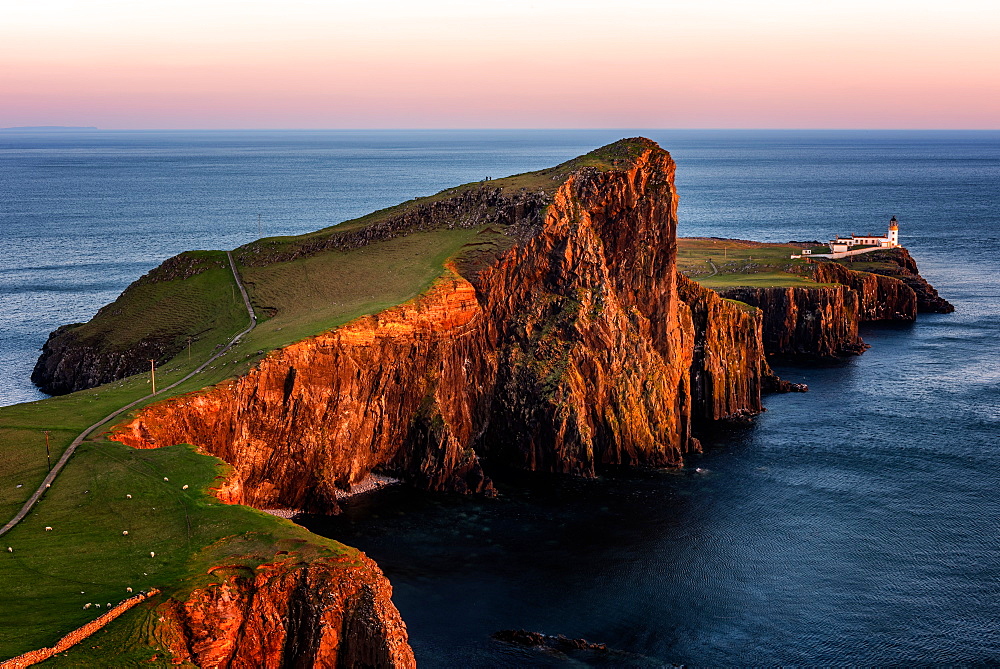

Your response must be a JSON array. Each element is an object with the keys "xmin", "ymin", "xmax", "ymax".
[
  {"xmin": 158, "ymin": 551, "xmax": 414, "ymax": 668},
  {"xmin": 844, "ymin": 247, "xmax": 955, "ymax": 313},
  {"xmin": 716, "ymin": 284, "xmax": 868, "ymax": 359},
  {"xmin": 811, "ymin": 261, "xmax": 917, "ymax": 322},
  {"xmin": 32, "ymin": 253, "xmax": 231, "ymax": 395},
  {"xmin": 676, "ymin": 275, "xmax": 792, "ymax": 423},
  {"xmin": 109, "ymin": 139, "xmax": 718, "ymax": 508}
]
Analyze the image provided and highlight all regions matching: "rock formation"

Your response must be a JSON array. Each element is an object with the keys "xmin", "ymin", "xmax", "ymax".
[
  {"xmin": 111, "ymin": 139, "xmax": 704, "ymax": 508},
  {"xmin": 158, "ymin": 552, "xmax": 414, "ymax": 668},
  {"xmin": 846, "ymin": 248, "xmax": 954, "ymax": 313},
  {"xmin": 716, "ymin": 284, "xmax": 868, "ymax": 359}
]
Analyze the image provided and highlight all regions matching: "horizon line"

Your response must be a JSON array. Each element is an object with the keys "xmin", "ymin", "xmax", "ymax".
[{"xmin": 3, "ymin": 127, "xmax": 1000, "ymax": 133}]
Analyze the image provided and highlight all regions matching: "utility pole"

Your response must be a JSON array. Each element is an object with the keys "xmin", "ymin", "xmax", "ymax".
[
  {"xmin": 43, "ymin": 431, "xmax": 51, "ymax": 472},
  {"xmin": 150, "ymin": 359, "xmax": 157, "ymax": 395}
]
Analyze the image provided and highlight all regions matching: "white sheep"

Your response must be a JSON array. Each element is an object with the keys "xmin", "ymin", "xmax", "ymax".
[
  {"xmin": 45, "ymin": 526, "xmax": 52, "ymax": 531},
  {"xmin": 182, "ymin": 485, "xmax": 189, "ymax": 490},
  {"xmin": 95, "ymin": 603, "xmax": 101, "ymax": 608},
  {"xmin": 163, "ymin": 477, "xmax": 169, "ymax": 481},
  {"xmin": 7, "ymin": 547, "xmax": 12, "ymax": 553},
  {"xmin": 83, "ymin": 603, "xmax": 91, "ymax": 609},
  {"xmin": 122, "ymin": 530, "xmax": 129, "ymax": 536},
  {"xmin": 126, "ymin": 494, "xmax": 132, "ymax": 499},
  {"xmin": 126, "ymin": 587, "xmax": 133, "ymax": 593},
  {"xmin": 150, "ymin": 551, "xmax": 155, "ymax": 558}
]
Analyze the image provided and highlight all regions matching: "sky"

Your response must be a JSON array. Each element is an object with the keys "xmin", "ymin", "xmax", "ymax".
[{"xmin": 1, "ymin": 0, "xmax": 998, "ymax": 129}]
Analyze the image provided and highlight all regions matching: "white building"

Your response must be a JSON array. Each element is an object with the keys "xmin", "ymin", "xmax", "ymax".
[{"xmin": 829, "ymin": 217, "xmax": 900, "ymax": 253}]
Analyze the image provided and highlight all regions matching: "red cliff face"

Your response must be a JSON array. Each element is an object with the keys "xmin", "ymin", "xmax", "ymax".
[
  {"xmin": 158, "ymin": 552, "xmax": 414, "ymax": 668},
  {"xmin": 110, "ymin": 140, "xmax": 714, "ymax": 507},
  {"xmin": 811, "ymin": 261, "xmax": 917, "ymax": 322},
  {"xmin": 717, "ymin": 285, "xmax": 868, "ymax": 359},
  {"xmin": 677, "ymin": 275, "xmax": 784, "ymax": 423}
]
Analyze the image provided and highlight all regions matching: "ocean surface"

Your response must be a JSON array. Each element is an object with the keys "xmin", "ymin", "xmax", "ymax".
[{"xmin": 3, "ymin": 130, "xmax": 999, "ymax": 664}]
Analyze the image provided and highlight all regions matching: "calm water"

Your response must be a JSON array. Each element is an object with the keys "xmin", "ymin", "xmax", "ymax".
[{"xmin": 3, "ymin": 130, "xmax": 999, "ymax": 664}]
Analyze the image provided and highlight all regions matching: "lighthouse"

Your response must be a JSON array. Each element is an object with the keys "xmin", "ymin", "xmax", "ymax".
[{"xmin": 888, "ymin": 216, "xmax": 899, "ymax": 247}]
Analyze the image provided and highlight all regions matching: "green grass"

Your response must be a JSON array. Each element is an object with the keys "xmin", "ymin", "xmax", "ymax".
[
  {"xmin": 240, "ymin": 228, "xmax": 481, "ymax": 353},
  {"xmin": 0, "ymin": 438, "xmax": 351, "ymax": 660},
  {"xmin": 677, "ymin": 237, "xmax": 833, "ymax": 289}
]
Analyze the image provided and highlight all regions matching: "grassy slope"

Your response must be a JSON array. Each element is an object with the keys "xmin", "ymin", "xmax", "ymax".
[{"xmin": 0, "ymin": 139, "xmax": 649, "ymax": 661}]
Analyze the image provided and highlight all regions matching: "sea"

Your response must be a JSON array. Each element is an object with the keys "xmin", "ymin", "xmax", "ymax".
[{"xmin": 2, "ymin": 129, "xmax": 999, "ymax": 665}]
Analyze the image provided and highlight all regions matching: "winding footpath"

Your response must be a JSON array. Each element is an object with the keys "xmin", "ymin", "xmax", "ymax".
[{"xmin": 0, "ymin": 251, "xmax": 256, "ymax": 538}]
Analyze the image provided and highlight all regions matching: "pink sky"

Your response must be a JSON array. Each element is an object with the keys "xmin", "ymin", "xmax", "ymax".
[{"xmin": 2, "ymin": 0, "xmax": 998, "ymax": 129}]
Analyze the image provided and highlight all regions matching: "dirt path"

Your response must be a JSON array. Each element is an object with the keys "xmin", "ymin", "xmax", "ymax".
[{"xmin": 0, "ymin": 251, "xmax": 256, "ymax": 538}]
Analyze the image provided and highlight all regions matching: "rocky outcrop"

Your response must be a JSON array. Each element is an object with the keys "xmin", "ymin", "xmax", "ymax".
[
  {"xmin": 158, "ymin": 552, "xmax": 414, "ymax": 668},
  {"xmin": 811, "ymin": 261, "xmax": 917, "ymax": 322},
  {"xmin": 717, "ymin": 285, "xmax": 868, "ymax": 359},
  {"xmin": 31, "ymin": 253, "xmax": 228, "ymax": 395},
  {"xmin": 110, "ymin": 140, "xmax": 708, "ymax": 509},
  {"xmin": 677, "ymin": 275, "xmax": 790, "ymax": 423},
  {"xmin": 846, "ymin": 248, "xmax": 954, "ymax": 313},
  {"xmin": 31, "ymin": 323, "xmax": 174, "ymax": 396}
]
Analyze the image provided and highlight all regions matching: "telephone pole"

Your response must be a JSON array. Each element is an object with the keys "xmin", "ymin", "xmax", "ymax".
[{"xmin": 43, "ymin": 431, "xmax": 51, "ymax": 472}]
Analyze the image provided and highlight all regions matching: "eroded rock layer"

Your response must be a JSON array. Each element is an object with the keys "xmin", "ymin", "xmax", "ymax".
[{"xmin": 159, "ymin": 552, "xmax": 415, "ymax": 668}]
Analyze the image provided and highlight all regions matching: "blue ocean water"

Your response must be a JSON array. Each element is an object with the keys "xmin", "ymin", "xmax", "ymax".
[{"xmin": 3, "ymin": 130, "xmax": 999, "ymax": 664}]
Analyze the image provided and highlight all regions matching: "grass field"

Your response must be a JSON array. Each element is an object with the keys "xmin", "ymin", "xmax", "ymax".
[
  {"xmin": 0, "ymin": 437, "xmax": 352, "ymax": 661},
  {"xmin": 677, "ymin": 237, "xmax": 833, "ymax": 289}
]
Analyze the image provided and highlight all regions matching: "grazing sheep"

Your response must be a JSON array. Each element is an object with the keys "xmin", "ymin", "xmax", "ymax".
[
  {"xmin": 126, "ymin": 587, "xmax": 133, "ymax": 593},
  {"xmin": 163, "ymin": 477, "xmax": 169, "ymax": 481},
  {"xmin": 182, "ymin": 485, "xmax": 189, "ymax": 490},
  {"xmin": 126, "ymin": 494, "xmax": 132, "ymax": 499},
  {"xmin": 150, "ymin": 551, "xmax": 155, "ymax": 558},
  {"xmin": 83, "ymin": 603, "xmax": 91, "ymax": 609},
  {"xmin": 16, "ymin": 484, "xmax": 22, "ymax": 488},
  {"xmin": 45, "ymin": 527, "xmax": 52, "ymax": 531},
  {"xmin": 95, "ymin": 604, "xmax": 101, "ymax": 608},
  {"xmin": 7, "ymin": 547, "xmax": 12, "ymax": 553},
  {"xmin": 122, "ymin": 530, "xmax": 129, "ymax": 536}
]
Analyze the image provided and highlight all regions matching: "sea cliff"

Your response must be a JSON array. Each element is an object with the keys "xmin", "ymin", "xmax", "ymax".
[
  {"xmin": 110, "ymin": 140, "xmax": 707, "ymax": 506},
  {"xmin": 159, "ymin": 552, "xmax": 414, "ymax": 668}
]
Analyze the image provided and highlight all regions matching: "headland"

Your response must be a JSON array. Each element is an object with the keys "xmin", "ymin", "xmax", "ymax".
[{"xmin": 1, "ymin": 138, "xmax": 951, "ymax": 665}]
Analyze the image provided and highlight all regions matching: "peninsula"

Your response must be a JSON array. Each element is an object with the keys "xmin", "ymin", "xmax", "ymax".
[{"xmin": 2, "ymin": 139, "xmax": 950, "ymax": 665}]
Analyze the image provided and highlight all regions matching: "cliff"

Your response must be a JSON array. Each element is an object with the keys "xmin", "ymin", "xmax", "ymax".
[
  {"xmin": 676, "ymin": 275, "xmax": 793, "ymax": 423},
  {"xmin": 716, "ymin": 284, "xmax": 868, "ymax": 359},
  {"xmin": 158, "ymin": 551, "xmax": 414, "ymax": 668},
  {"xmin": 109, "ymin": 139, "xmax": 716, "ymax": 508},
  {"xmin": 811, "ymin": 261, "xmax": 917, "ymax": 322},
  {"xmin": 842, "ymin": 247, "xmax": 954, "ymax": 313},
  {"xmin": 32, "ymin": 252, "xmax": 235, "ymax": 395}
]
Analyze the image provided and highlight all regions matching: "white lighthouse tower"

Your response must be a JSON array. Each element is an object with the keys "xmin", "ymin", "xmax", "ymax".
[{"xmin": 888, "ymin": 216, "xmax": 899, "ymax": 247}]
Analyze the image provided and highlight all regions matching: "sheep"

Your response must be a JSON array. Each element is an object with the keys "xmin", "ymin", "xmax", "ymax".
[
  {"xmin": 150, "ymin": 551, "xmax": 155, "ymax": 558},
  {"xmin": 126, "ymin": 494, "xmax": 132, "ymax": 499},
  {"xmin": 126, "ymin": 587, "xmax": 133, "ymax": 593},
  {"xmin": 122, "ymin": 530, "xmax": 129, "ymax": 536},
  {"xmin": 163, "ymin": 477, "xmax": 169, "ymax": 481},
  {"xmin": 95, "ymin": 603, "xmax": 101, "ymax": 608},
  {"xmin": 182, "ymin": 485, "xmax": 189, "ymax": 490},
  {"xmin": 83, "ymin": 603, "xmax": 91, "ymax": 610},
  {"xmin": 16, "ymin": 484, "xmax": 22, "ymax": 488},
  {"xmin": 7, "ymin": 547, "xmax": 12, "ymax": 553},
  {"xmin": 45, "ymin": 526, "xmax": 52, "ymax": 531}
]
